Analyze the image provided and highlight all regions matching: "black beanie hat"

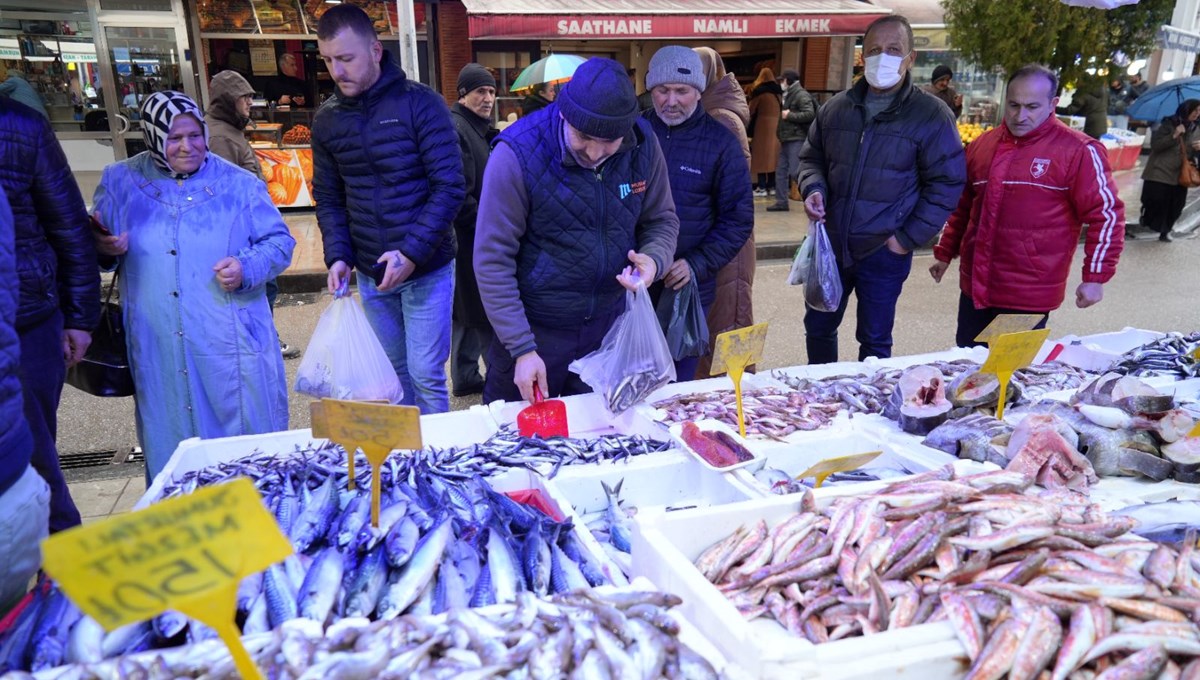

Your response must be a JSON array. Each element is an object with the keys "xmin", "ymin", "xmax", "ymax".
[
  {"xmin": 557, "ymin": 58, "xmax": 639, "ymax": 140},
  {"xmin": 457, "ymin": 63, "xmax": 496, "ymax": 97},
  {"xmin": 932, "ymin": 65, "xmax": 953, "ymax": 83}
]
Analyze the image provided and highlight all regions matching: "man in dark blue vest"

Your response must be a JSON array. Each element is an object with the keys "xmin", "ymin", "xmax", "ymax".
[
  {"xmin": 475, "ymin": 57, "xmax": 680, "ymax": 405},
  {"xmin": 642, "ymin": 46, "xmax": 753, "ymax": 381}
]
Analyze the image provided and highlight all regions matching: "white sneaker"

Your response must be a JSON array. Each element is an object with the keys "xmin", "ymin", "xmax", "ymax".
[{"xmin": 753, "ymin": 188, "xmax": 767, "ymax": 197}]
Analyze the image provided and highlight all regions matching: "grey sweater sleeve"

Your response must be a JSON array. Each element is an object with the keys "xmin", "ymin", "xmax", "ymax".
[
  {"xmin": 634, "ymin": 135, "xmax": 680, "ymax": 280},
  {"xmin": 473, "ymin": 143, "xmax": 537, "ymax": 359}
]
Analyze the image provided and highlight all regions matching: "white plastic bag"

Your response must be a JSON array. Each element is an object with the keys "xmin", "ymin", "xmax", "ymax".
[
  {"xmin": 570, "ymin": 280, "xmax": 675, "ymax": 414},
  {"xmin": 294, "ymin": 294, "xmax": 403, "ymax": 403},
  {"xmin": 804, "ymin": 220, "xmax": 844, "ymax": 313},
  {"xmin": 786, "ymin": 233, "xmax": 813, "ymax": 286}
]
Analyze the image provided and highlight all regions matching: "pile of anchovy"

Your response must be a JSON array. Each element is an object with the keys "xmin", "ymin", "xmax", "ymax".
[
  {"xmin": 0, "ymin": 445, "xmax": 630, "ymax": 673},
  {"xmin": 652, "ymin": 387, "xmax": 840, "ymax": 440},
  {"xmin": 770, "ymin": 360, "xmax": 1094, "ymax": 419},
  {"xmin": 606, "ymin": 365, "xmax": 676, "ymax": 415},
  {"xmin": 5, "ymin": 590, "xmax": 719, "ymax": 680},
  {"xmin": 697, "ymin": 463, "xmax": 1200, "ymax": 678},
  {"xmin": 1111, "ymin": 332, "xmax": 1200, "ymax": 378}
]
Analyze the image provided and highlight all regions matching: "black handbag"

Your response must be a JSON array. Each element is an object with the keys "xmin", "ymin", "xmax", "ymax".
[{"xmin": 66, "ymin": 274, "xmax": 135, "ymax": 397}]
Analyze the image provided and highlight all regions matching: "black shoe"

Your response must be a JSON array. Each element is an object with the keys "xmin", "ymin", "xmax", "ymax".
[
  {"xmin": 280, "ymin": 342, "xmax": 301, "ymax": 359},
  {"xmin": 1160, "ymin": 233, "xmax": 1174, "ymax": 242},
  {"xmin": 766, "ymin": 204, "xmax": 790, "ymax": 212},
  {"xmin": 452, "ymin": 381, "xmax": 485, "ymax": 397}
]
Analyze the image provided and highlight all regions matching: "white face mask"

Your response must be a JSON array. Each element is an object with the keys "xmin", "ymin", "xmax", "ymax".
[{"xmin": 864, "ymin": 53, "xmax": 906, "ymax": 90}]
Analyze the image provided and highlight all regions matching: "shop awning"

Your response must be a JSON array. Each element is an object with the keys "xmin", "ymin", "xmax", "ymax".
[{"xmin": 462, "ymin": 0, "xmax": 891, "ymax": 41}]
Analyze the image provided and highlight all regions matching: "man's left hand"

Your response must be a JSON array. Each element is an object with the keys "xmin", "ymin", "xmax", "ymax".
[
  {"xmin": 213, "ymin": 257, "xmax": 243, "ymax": 292},
  {"xmin": 377, "ymin": 250, "xmax": 416, "ymax": 292},
  {"xmin": 885, "ymin": 235, "xmax": 910, "ymax": 255},
  {"xmin": 63, "ymin": 329, "xmax": 91, "ymax": 368},
  {"xmin": 617, "ymin": 250, "xmax": 658, "ymax": 292},
  {"xmin": 1076, "ymin": 282, "xmax": 1104, "ymax": 308},
  {"xmin": 663, "ymin": 259, "xmax": 692, "ymax": 290}
]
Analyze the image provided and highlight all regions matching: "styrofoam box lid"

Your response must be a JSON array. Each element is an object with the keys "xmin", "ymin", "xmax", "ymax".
[
  {"xmin": 630, "ymin": 494, "xmax": 964, "ymax": 679},
  {"xmin": 487, "ymin": 391, "xmax": 672, "ymax": 440},
  {"xmin": 140, "ymin": 406, "xmax": 500, "ymax": 509},
  {"xmin": 1088, "ymin": 476, "xmax": 1200, "ymax": 511},
  {"xmin": 546, "ymin": 447, "xmax": 753, "ymax": 518},
  {"xmin": 1048, "ymin": 328, "xmax": 1166, "ymax": 371}
]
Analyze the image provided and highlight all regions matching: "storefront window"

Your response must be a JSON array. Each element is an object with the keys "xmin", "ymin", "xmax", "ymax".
[
  {"xmin": 476, "ymin": 49, "xmax": 533, "ymax": 125},
  {"xmin": 912, "ymin": 29, "xmax": 1004, "ymax": 125}
]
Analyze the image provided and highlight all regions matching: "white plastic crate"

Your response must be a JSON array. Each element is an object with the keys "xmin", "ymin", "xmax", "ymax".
[
  {"xmin": 486, "ymin": 391, "xmax": 671, "ymax": 439},
  {"xmin": 140, "ymin": 405, "xmax": 500, "ymax": 508},
  {"xmin": 631, "ymin": 494, "xmax": 968, "ymax": 679}
]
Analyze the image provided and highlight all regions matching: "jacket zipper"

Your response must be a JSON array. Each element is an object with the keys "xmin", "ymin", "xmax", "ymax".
[
  {"xmin": 590, "ymin": 165, "xmax": 606, "ymax": 320},
  {"xmin": 360, "ymin": 98, "xmax": 383, "ymax": 270}
]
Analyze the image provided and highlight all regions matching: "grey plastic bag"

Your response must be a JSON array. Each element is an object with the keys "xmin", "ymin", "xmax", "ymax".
[
  {"xmin": 656, "ymin": 276, "xmax": 710, "ymax": 361},
  {"xmin": 804, "ymin": 220, "xmax": 843, "ymax": 312}
]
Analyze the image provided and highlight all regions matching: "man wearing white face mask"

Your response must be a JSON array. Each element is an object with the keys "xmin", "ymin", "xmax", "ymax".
[{"xmin": 796, "ymin": 14, "xmax": 965, "ymax": 364}]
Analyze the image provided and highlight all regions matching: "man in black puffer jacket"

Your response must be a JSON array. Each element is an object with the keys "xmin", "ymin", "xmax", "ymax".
[
  {"xmin": 0, "ymin": 96, "xmax": 99, "ymax": 534},
  {"xmin": 313, "ymin": 4, "xmax": 465, "ymax": 414},
  {"xmin": 0, "ymin": 187, "xmax": 50, "ymax": 611},
  {"xmin": 642, "ymin": 46, "xmax": 753, "ymax": 380},
  {"xmin": 797, "ymin": 15, "xmax": 964, "ymax": 364}
]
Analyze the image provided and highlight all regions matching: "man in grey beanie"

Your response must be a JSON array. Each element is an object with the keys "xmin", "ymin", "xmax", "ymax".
[
  {"xmin": 475, "ymin": 57, "xmax": 679, "ymax": 405},
  {"xmin": 643, "ymin": 46, "xmax": 752, "ymax": 380},
  {"xmin": 449, "ymin": 63, "xmax": 497, "ymax": 397}
]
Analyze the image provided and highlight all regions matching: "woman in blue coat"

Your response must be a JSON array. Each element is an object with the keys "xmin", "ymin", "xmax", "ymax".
[{"xmin": 92, "ymin": 91, "xmax": 295, "ymax": 482}]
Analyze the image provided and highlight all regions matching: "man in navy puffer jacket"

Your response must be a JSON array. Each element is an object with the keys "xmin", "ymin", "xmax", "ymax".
[
  {"xmin": 0, "ymin": 186, "xmax": 51, "ymax": 612},
  {"xmin": 642, "ymin": 46, "xmax": 753, "ymax": 380},
  {"xmin": 313, "ymin": 4, "xmax": 465, "ymax": 414},
  {"xmin": 0, "ymin": 96, "xmax": 98, "ymax": 533}
]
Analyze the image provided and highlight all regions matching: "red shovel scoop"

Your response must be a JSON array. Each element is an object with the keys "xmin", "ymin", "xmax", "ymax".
[{"xmin": 517, "ymin": 383, "xmax": 569, "ymax": 438}]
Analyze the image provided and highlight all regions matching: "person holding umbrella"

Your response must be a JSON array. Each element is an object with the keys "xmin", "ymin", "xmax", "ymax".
[
  {"xmin": 1140, "ymin": 99, "xmax": 1200, "ymax": 242},
  {"xmin": 474, "ymin": 57, "xmax": 679, "ymax": 404},
  {"xmin": 522, "ymin": 82, "xmax": 556, "ymax": 116}
]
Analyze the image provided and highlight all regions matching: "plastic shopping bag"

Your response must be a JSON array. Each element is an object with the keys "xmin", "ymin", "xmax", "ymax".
[
  {"xmin": 570, "ymin": 280, "xmax": 676, "ymax": 415},
  {"xmin": 804, "ymin": 220, "xmax": 843, "ymax": 313},
  {"xmin": 295, "ymin": 294, "xmax": 404, "ymax": 403},
  {"xmin": 787, "ymin": 233, "xmax": 813, "ymax": 286},
  {"xmin": 655, "ymin": 276, "xmax": 710, "ymax": 361}
]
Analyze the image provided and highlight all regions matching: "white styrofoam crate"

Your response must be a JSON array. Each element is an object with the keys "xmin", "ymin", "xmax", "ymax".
[
  {"xmin": 1088, "ymin": 476, "xmax": 1200, "ymax": 511},
  {"xmin": 726, "ymin": 429, "xmax": 963, "ymax": 499},
  {"xmin": 141, "ymin": 405, "xmax": 500, "ymax": 508},
  {"xmin": 486, "ymin": 391, "xmax": 671, "ymax": 439},
  {"xmin": 545, "ymin": 449, "xmax": 753, "ymax": 519},
  {"xmin": 1045, "ymin": 328, "xmax": 1165, "ymax": 371},
  {"xmin": 631, "ymin": 494, "xmax": 968, "ymax": 679}
]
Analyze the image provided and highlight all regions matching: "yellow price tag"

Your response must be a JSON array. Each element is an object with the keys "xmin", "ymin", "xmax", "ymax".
[
  {"xmin": 981, "ymin": 328, "xmax": 1051, "ymax": 420},
  {"xmin": 795, "ymin": 451, "xmax": 883, "ymax": 488},
  {"xmin": 310, "ymin": 401, "xmax": 329, "ymax": 439},
  {"xmin": 321, "ymin": 399, "xmax": 422, "ymax": 527},
  {"xmin": 710, "ymin": 324, "xmax": 769, "ymax": 438},
  {"xmin": 973, "ymin": 314, "xmax": 1047, "ymax": 344},
  {"xmin": 41, "ymin": 478, "xmax": 291, "ymax": 680}
]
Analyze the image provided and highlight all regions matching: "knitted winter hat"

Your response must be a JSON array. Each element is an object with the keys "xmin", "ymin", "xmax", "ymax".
[
  {"xmin": 646, "ymin": 45, "xmax": 706, "ymax": 94},
  {"xmin": 932, "ymin": 65, "xmax": 953, "ymax": 83},
  {"xmin": 557, "ymin": 57, "xmax": 639, "ymax": 140},
  {"xmin": 457, "ymin": 63, "xmax": 496, "ymax": 97}
]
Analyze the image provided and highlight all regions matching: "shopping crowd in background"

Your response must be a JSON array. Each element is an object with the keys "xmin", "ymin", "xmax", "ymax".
[{"xmin": 0, "ymin": 6, "xmax": 1157, "ymax": 609}]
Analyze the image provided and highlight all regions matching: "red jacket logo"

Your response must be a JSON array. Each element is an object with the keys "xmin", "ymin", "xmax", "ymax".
[{"xmin": 1030, "ymin": 158, "xmax": 1051, "ymax": 178}]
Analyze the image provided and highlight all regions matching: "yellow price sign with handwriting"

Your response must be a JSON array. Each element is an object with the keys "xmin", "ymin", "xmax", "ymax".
[
  {"xmin": 795, "ymin": 451, "xmax": 883, "ymax": 488},
  {"xmin": 710, "ymin": 323, "xmax": 768, "ymax": 438},
  {"xmin": 41, "ymin": 478, "xmax": 291, "ymax": 680},
  {"xmin": 973, "ymin": 314, "xmax": 1047, "ymax": 344},
  {"xmin": 981, "ymin": 328, "xmax": 1051, "ymax": 420},
  {"xmin": 321, "ymin": 398, "xmax": 422, "ymax": 526}
]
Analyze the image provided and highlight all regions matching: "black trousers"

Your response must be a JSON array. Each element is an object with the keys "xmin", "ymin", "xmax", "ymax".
[
  {"xmin": 483, "ymin": 308, "xmax": 621, "ymax": 403},
  {"xmin": 1140, "ymin": 179, "xmax": 1187, "ymax": 236},
  {"xmin": 955, "ymin": 293, "xmax": 1048, "ymax": 348}
]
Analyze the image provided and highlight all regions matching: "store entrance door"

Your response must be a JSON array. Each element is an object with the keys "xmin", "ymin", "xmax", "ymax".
[{"xmin": 93, "ymin": 2, "xmax": 197, "ymax": 163}]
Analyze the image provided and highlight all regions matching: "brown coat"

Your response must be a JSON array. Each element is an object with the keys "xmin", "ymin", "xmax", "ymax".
[
  {"xmin": 748, "ymin": 82, "xmax": 782, "ymax": 175},
  {"xmin": 694, "ymin": 48, "xmax": 756, "ymax": 379}
]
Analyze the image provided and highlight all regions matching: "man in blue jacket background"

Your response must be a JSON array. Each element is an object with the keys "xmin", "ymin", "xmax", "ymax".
[
  {"xmin": 0, "ymin": 186, "xmax": 51, "ymax": 612},
  {"xmin": 642, "ymin": 46, "xmax": 753, "ymax": 380},
  {"xmin": 797, "ymin": 14, "xmax": 965, "ymax": 364},
  {"xmin": 312, "ymin": 4, "xmax": 465, "ymax": 414}
]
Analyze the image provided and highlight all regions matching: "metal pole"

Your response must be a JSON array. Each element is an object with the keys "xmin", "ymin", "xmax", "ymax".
[{"xmin": 396, "ymin": 0, "xmax": 421, "ymax": 81}]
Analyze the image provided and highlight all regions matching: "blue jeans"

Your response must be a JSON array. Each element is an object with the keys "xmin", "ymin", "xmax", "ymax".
[
  {"xmin": 804, "ymin": 245, "xmax": 913, "ymax": 364},
  {"xmin": 358, "ymin": 261, "xmax": 454, "ymax": 414}
]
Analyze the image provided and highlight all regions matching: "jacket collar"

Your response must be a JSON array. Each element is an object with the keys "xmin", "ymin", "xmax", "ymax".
[
  {"xmin": 452, "ymin": 102, "xmax": 494, "ymax": 137},
  {"xmin": 848, "ymin": 72, "xmax": 916, "ymax": 115}
]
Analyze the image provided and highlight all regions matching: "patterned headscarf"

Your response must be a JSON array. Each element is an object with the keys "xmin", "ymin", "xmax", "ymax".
[{"xmin": 140, "ymin": 91, "xmax": 209, "ymax": 178}]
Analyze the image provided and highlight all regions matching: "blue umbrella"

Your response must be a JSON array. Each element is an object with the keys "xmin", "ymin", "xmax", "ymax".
[{"xmin": 1125, "ymin": 76, "xmax": 1200, "ymax": 123}]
